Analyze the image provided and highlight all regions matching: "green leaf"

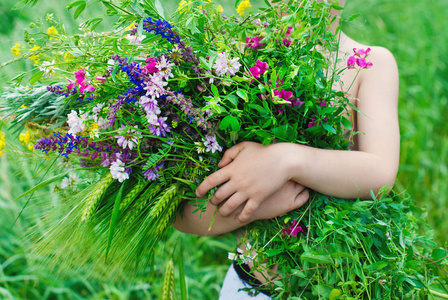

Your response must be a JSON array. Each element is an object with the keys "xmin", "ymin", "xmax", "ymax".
[
  {"xmin": 431, "ymin": 249, "xmax": 447, "ymax": 261},
  {"xmin": 179, "ymin": 242, "xmax": 188, "ymax": 300},
  {"xmin": 301, "ymin": 252, "xmax": 332, "ymax": 264},
  {"xmin": 236, "ymin": 89, "xmax": 248, "ymax": 101},
  {"xmin": 229, "ymin": 116, "xmax": 240, "ymax": 132},
  {"xmin": 67, "ymin": 0, "xmax": 85, "ymax": 10},
  {"xmin": 29, "ymin": 71, "xmax": 45, "ymax": 85},
  {"xmin": 211, "ymin": 84, "xmax": 219, "ymax": 98},
  {"xmin": 14, "ymin": 171, "xmax": 70, "ymax": 201},
  {"xmin": 73, "ymin": 2, "xmax": 86, "ymax": 20},
  {"xmin": 106, "ymin": 182, "xmax": 125, "ymax": 260},
  {"xmin": 249, "ymin": 104, "xmax": 267, "ymax": 114},
  {"xmin": 219, "ymin": 115, "xmax": 232, "ymax": 130},
  {"xmin": 364, "ymin": 261, "xmax": 388, "ymax": 272},
  {"xmin": 329, "ymin": 289, "xmax": 342, "ymax": 300},
  {"xmin": 323, "ymin": 123, "xmax": 336, "ymax": 134},
  {"xmin": 347, "ymin": 13, "xmax": 361, "ymax": 22},
  {"xmin": 342, "ymin": 116, "xmax": 352, "ymax": 130},
  {"xmin": 154, "ymin": 0, "xmax": 165, "ymax": 19}
]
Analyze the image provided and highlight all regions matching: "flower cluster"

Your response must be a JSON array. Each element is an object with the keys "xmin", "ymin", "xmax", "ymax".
[{"xmin": 347, "ymin": 47, "xmax": 373, "ymax": 69}]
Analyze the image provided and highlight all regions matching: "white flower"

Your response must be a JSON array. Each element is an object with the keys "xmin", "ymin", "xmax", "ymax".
[
  {"xmin": 156, "ymin": 56, "xmax": 174, "ymax": 80},
  {"xmin": 60, "ymin": 173, "xmax": 81, "ymax": 189},
  {"xmin": 107, "ymin": 59, "xmax": 116, "ymax": 66},
  {"xmin": 115, "ymin": 126, "xmax": 140, "ymax": 150},
  {"xmin": 124, "ymin": 34, "xmax": 146, "ymax": 44},
  {"xmin": 203, "ymin": 134, "xmax": 223, "ymax": 153},
  {"xmin": 213, "ymin": 52, "xmax": 241, "ymax": 77},
  {"xmin": 143, "ymin": 74, "xmax": 168, "ymax": 98},
  {"xmin": 40, "ymin": 60, "xmax": 56, "ymax": 77},
  {"xmin": 67, "ymin": 110, "xmax": 88, "ymax": 135},
  {"xmin": 110, "ymin": 159, "xmax": 129, "ymax": 182}
]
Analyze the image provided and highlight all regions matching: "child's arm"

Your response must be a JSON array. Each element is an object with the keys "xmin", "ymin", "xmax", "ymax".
[
  {"xmin": 196, "ymin": 47, "xmax": 400, "ymax": 223},
  {"xmin": 173, "ymin": 181, "xmax": 309, "ymax": 236}
]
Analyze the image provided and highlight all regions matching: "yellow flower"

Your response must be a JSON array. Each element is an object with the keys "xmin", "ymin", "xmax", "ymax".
[
  {"xmin": 21, "ymin": 104, "xmax": 27, "ymax": 109},
  {"xmin": 30, "ymin": 44, "xmax": 40, "ymax": 52},
  {"xmin": 198, "ymin": 0, "xmax": 211, "ymax": 10},
  {"xmin": 236, "ymin": 0, "xmax": 251, "ymax": 15},
  {"xmin": 47, "ymin": 26, "xmax": 59, "ymax": 40},
  {"xmin": 125, "ymin": 23, "xmax": 137, "ymax": 31},
  {"xmin": 0, "ymin": 131, "xmax": 5, "ymax": 156},
  {"xmin": 19, "ymin": 130, "xmax": 33, "ymax": 146},
  {"xmin": 29, "ymin": 54, "xmax": 39, "ymax": 64},
  {"xmin": 216, "ymin": 5, "xmax": 224, "ymax": 13},
  {"xmin": 177, "ymin": 0, "xmax": 191, "ymax": 10},
  {"xmin": 11, "ymin": 43, "xmax": 23, "ymax": 56},
  {"xmin": 28, "ymin": 144, "xmax": 35, "ymax": 151},
  {"xmin": 64, "ymin": 52, "xmax": 75, "ymax": 62}
]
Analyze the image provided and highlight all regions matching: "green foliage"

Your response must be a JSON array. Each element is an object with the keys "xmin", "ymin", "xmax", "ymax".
[{"xmin": 245, "ymin": 192, "xmax": 448, "ymax": 298}]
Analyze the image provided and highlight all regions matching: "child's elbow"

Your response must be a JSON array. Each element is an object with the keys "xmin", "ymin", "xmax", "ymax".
[{"xmin": 372, "ymin": 166, "xmax": 398, "ymax": 196}]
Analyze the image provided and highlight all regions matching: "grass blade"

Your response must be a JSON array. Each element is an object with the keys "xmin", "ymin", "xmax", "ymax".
[{"xmin": 105, "ymin": 182, "xmax": 124, "ymax": 261}]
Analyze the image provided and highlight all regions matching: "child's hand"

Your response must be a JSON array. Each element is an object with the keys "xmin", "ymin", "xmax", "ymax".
[
  {"xmin": 248, "ymin": 180, "xmax": 309, "ymax": 222},
  {"xmin": 196, "ymin": 141, "xmax": 294, "ymax": 223}
]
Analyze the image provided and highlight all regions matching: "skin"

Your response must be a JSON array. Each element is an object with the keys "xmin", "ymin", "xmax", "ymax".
[{"xmin": 174, "ymin": 0, "xmax": 399, "ymax": 246}]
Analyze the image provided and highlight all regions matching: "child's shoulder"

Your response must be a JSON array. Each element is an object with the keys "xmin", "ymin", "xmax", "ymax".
[
  {"xmin": 341, "ymin": 35, "xmax": 397, "ymax": 66},
  {"xmin": 341, "ymin": 35, "xmax": 398, "ymax": 84}
]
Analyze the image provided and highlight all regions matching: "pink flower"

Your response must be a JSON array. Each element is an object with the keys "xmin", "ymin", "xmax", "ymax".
[
  {"xmin": 274, "ymin": 88, "xmax": 293, "ymax": 102},
  {"xmin": 348, "ymin": 48, "xmax": 373, "ymax": 69},
  {"xmin": 74, "ymin": 68, "xmax": 86, "ymax": 85},
  {"xmin": 66, "ymin": 78, "xmax": 76, "ymax": 90},
  {"xmin": 247, "ymin": 60, "xmax": 268, "ymax": 79},
  {"xmin": 347, "ymin": 55, "xmax": 356, "ymax": 69},
  {"xmin": 356, "ymin": 57, "xmax": 373, "ymax": 69},
  {"xmin": 282, "ymin": 219, "xmax": 304, "ymax": 237},
  {"xmin": 251, "ymin": 18, "xmax": 261, "ymax": 26},
  {"xmin": 286, "ymin": 26, "xmax": 293, "ymax": 36},
  {"xmin": 245, "ymin": 36, "xmax": 265, "ymax": 50},
  {"xmin": 79, "ymin": 83, "xmax": 95, "ymax": 93},
  {"xmin": 282, "ymin": 38, "xmax": 292, "ymax": 47},
  {"xmin": 95, "ymin": 76, "xmax": 107, "ymax": 84},
  {"xmin": 353, "ymin": 47, "xmax": 371, "ymax": 57}
]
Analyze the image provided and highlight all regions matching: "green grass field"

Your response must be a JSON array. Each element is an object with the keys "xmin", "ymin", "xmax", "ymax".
[{"xmin": 0, "ymin": 0, "xmax": 447, "ymax": 299}]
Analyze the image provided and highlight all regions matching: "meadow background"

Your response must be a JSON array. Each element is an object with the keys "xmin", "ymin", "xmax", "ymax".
[{"xmin": 0, "ymin": 0, "xmax": 447, "ymax": 298}]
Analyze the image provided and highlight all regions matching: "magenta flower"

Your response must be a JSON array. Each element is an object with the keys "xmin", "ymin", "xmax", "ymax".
[
  {"xmin": 282, "ymin": 38, "xmax": 292, "ymax": 47},
  {"xmin": 347, "ymin": 48, "xmax": 373, "ymax": 69},
  {"xmin": 347, "ymin": 55, "xmax": 357, "ymax": 69},
  {"xmin": 245, "ymin": 36, "xmax": 265, "ymax": 50},
  {"xmin": 282, "ymin": 219, "xmax": 304, "ymax": 237},
  {"xmin": 144, "ymin": 57, "xmax": 159, "ymax": 73},
  {"xmin": 247, "ymin": 60, "xmax": 268, "ymax": 79},
  {"xmin": 95, "ymin": 76, "xmax": 107, "ymax": 83},
  {"xmin": 66, "ymin": 78, "xmax": 76, "ymax": 90}
]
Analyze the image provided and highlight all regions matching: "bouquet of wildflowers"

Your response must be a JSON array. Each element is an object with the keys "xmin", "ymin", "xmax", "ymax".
[{"xmin": 1, "ymin": 0, "xmax": 447, "ymax": 297}]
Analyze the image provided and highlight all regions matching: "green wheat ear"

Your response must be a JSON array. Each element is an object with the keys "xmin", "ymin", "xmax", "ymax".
[
  {"xmin": 119, "ymin": 179, "xmax": 148, "ymax": 211},
  {"xmin": 162, "ymin": 260, "xmax": 175, "ymax": 300},
  {"xmin": 81, "ymin": 173, "xmax": 114, "ymax": 222},
  {"xmin": 151, "ymin": 184, "xmax": 180, "ymax": 235},
  {"xmin": 123, "ymin": 182, "xmax": 162, "ymax": 225}
]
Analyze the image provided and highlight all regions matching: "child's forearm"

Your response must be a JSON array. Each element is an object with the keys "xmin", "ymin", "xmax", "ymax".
[
  {"xmin": 173, "ymin": 201, "xmax": 248, "ymax": 236},
  {"xmin": 281, "ymin": 143, "xmax": 399, "ymax": 199}
]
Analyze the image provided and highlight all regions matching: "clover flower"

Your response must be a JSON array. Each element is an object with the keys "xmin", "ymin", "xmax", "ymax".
[
  {"xmin": 203, "ymin": 135, "xmax": 223, "ymax": 153},
  {"xmin": 40, "ymin": 60, "xmax": 56, "ymax": 77},
  {"xmin": 144, "ymin": 162, "xmax": 164, "ymax": 181},
  {"xmin": 60, "ymin": 173, "xmax": 81, "ymax": 189},
  {"xmin": 115, "ymin": 125, "xmax": 140, "ymax": 150},
  {"xmin": 110, "ymin": 158, "xmax": 129, "ymax": 182},
  {"xmin": 213, "ymin": 52, "xmax": 242, "ymax": 77}
]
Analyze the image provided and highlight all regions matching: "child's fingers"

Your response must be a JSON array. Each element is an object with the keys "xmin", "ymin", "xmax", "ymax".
[
  {"xmin": 210, "ymin": 182, "xmax": 235, "ymax": 206},
  {"xmin": 217, "ymin": 142, "xmax": 246, "ymax": 168},
  {"xmin": 196, "ymin": 169, "xmax": 230, "ymax": 197},
  {"xmin": 218, "ymin": 192, "xmax": 248, "ymax": 217},
  {"xmin": 291, "ymin": 188, "xmax": 309, "ymax": 211},
  {"xmin": 236, "ymin": 199, "xmax": 260, "ymax": 223}
]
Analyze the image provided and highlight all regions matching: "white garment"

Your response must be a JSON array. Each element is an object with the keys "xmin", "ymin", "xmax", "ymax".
[{"xmin": 219, "ymin": 264, "xmax": 272, "ymax": 300}]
